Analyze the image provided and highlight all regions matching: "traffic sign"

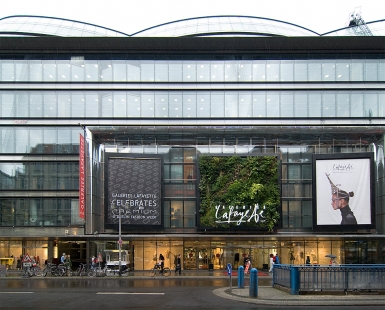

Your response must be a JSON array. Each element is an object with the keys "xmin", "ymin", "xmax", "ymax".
[
  {"xmin": 22, "ymin": 253, "xmax": 33, "ymax": 263},
  {"xmin": 226, "ymin": 263, "xmax": 232, "ymax": 276}
]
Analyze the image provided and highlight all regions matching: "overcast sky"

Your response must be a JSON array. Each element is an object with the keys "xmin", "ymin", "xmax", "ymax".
[{"xmin": 0, "ymin": 0, "xmax": 383, "ymax": 35}]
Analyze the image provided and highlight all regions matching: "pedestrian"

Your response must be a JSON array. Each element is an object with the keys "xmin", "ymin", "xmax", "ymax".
[
  {"xmin": 91, "ymin": 255, "xmax": 96, "ymax": 267},
  {"xmin": 275, "ymin": 253, "xmax": 280, "ymax": 264},
  {"xmin": 306, "ymin": 256, "xmax": 311, "ymax": 265},
  {"xmin": 65, "ymin": 254, "xmax": 72, "ymax": 270},
  {"xmin": 175, "ymin": 254, "xmax": 182, "ymax": 275},
  {"xmin": 159, "ymin": 253, "xmax": 165, "ymax": 274},
  {"xmin": 269, "ymin": 253, "xmax": 274, "ymax": 272},
  {"xmin": 60, "ymin": 253, "xmax": 66, "ymax": 264}
]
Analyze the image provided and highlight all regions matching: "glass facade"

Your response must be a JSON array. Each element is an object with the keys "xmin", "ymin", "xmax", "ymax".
[
  {"xmin": 1, "ymin": 58, "xmax": 384, "ymax": 82},
  {"xmin": 0, "ymin": 36, "xmax": 384, "ymax": 270}
]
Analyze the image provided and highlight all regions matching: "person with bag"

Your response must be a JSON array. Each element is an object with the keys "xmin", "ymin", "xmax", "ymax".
[
  {"xmin": 175, "ymin": 254, "xmax": 181, "ymax": 275},
  {"xmin": 159, "ymin": 253, "xmax": 165, "ymax": 274}
]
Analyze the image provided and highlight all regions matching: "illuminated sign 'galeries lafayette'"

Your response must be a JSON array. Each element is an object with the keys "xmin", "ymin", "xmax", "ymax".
[{"xmin": 214, "ymin": 204, "xmax": 266, "ymax": 226}]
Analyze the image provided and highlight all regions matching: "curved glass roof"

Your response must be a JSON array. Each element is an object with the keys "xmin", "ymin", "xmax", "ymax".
[
  {"xmin": 0, "ymin": 15, "xmax": 129, "ymax": 37},
  {"xmin": 131, "ymin": 16, "xmax": 319, "ymax": 37},
  {"xmin": 0, "ymin": 15, "xmax": 383, "ymax": 37}
]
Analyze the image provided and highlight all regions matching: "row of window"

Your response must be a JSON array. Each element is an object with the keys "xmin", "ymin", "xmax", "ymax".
[
  {"xmin": 0, "ymin": 198, "xmax": 83, "ymax": 226},
  {"xmin": 0, "ymin": 161, "xmax": 79, "ymax": 190},
  {"xmin": 1, "ymin": 58, "xmax": 384, "ymax": 82},
  {"xmin": 1, "ymin": 90, "xmax": 384, "ymax": 118}
]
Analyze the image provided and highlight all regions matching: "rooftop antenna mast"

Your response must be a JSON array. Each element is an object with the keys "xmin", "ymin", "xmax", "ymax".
[{"xmin": 347, "ymin": 7, "xmax": 373, "ymax": 36}]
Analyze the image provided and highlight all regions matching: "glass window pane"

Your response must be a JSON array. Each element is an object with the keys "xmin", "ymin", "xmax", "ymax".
[
  {"xmin": 309, "ymin": 93, "xmax": 321, "ymax": 117},
  {"xmin": 183, "ymin": 61, "xmax": 196, "ymax": 82},
  {"xmin": 101, "ymin": 92, "xmax": 113, "ymax": 117},
  {"xmin": 266, "ymin": 61, "xmax": 280, "ymax": 81},
  {"xmin": 351, "ymin": 60, "xmax": 363, "ymax": 81},
  {"xmin": 266, "ymin": 93, "xmax": 279, "ymax": 117},
  {"xmin": 169, "ymin": 61, "xmax": 182, "ymax": 81},
  {"xmin": 239, "ymin": 93, "xmax": 252, "ymax": 117},
  {"xmin": 72, "ymin": 93, "xmax": 85, "ymax": 117},
  {"xmin": 57, "ymin": 61, "xmax": 70, "ymax": 82},
  {"xmin": 337, "ymin": 92, "xmax": 350, "ymax": 117},
  {"xmin": 43, "ymin": 92, "xmax": 57, "ymax": 117},
  {"xmin": 99, "ymin": 60, "xmax": 112, "ymax": 81},
  {"xmin": 84, "ymin": 61, "xmax": 98, "ymax": 82},
  {"xmin": 365, "ymin": 93, "xmax": 377, "ymax": 117},
  {"xmin": 225, "ymin": 92, "xmax": 237, "ymax": 117},
  {"xmin": 252, "ymin": 60, "xmax": 266, "ymax": 82},
  {"xmin": 141, "ymin": 61, "xmax": 154, "ymax": 82},
  {"xmin": 323, "ymin": 93, "xmax": 336, "ymax": 117},
  {"xmin": 211, "ymin": 61, "xmax": 224, "ymax": 82},
  {"xmin": 336, "ymin": 60, "xmax": 350, "ymax": 81},
  {"xmin": 29, "ymin": 61, "xmax": 43, "ymax": 81},
  {"xmin": 1, "ymin": 93, "xmax": 14, "ymax": 117},
  {"xmin": 86, "ymin": 92, "xmax": 99, "ymax": 117},
  {"xmin": 280, "ymin": 93, "xmax": 293, "ymax": 117},
  {"xmin": 15, "ymin": 128, "xmax": 29, "ymax": 153},
  {"xmin": 365, "ymin": 60, "xmax": 378, "ymax": 81},
  {"xmin": 58, "ymin": 93, "xmax": 71, "ymax": 118},
  {"xmin": 127, "ymin": 60, "xmax": 140, "ymax": 81},
  {"xmin": 15, "ymin": 61, "xmax": 28, "ymax": 81},
  {"xmin": 197, "ymin": 92, "xmax": 210, "ymax": 117},
  {"xmin": 71, "ymin": 60, "xmax": 85, "ymax": 81},
  {"xmin": 308, "ymin": 61, "xmax": 321, "ymax": 81},
  {"xmin": 127, "ymin": 92, "xmax": 141, "ymax": 117},
  {"xmin": 30, "ymin": 92, "xmax": 42, "ymax": 117},
  {"xmin": 253, "ymin": 92, "xmax": 266, "ymax": 117},
  {"xmin": 155, "ymin": 92, "xmax": 168, "ymax": 117},
  {"xmin": 112, "ymin": 61, "xmax": 126, "ymax": 81},
  {"xmin": 43, "ymin": 61, "xmax": 56, "ymax": 81},
  {"xmin": 155, "ymin": 62, "xmax": 168, "ymax": 82},
  {"xmin": 197, "ymin": 61, "xmax": 210, "ymax": 82},
  {"xmin": 281, "ymin": 61, "xmax": 294, "ymax": 82},
  {"xmin": 169, "ymin": 93, "xmax": 182, "ymax": 117},
  {"xmin": 113, "ymin": 92, "xmax": 127, "ymax": 117},
  {"xmin": 294, "ymin": 93, "xmax": 307, "ymax": 117},
  {"xmin": 211, "ymin": 92, "xmax": 224, "ymax": 118},
  {"xmin": 141, "ymin": 92, "xmax": 154, "ymax": 117},
  {"xmin": 351, "ymin": 92, "xmax": 363, "ymax": 117},
  {"xmin": 294, "ymin": 60, "xmax": 307, "ymax": 81},
  {"xmin": 1, "ymin": 61, "xmax": 15, "ymax": 81},
  {"xmin": 322, "ymin": 60, "xmax": 336, "ymax": 81},
  {"xmin": 225, "ymin": 62, "xmax": 237, "ymax": 81},
  {"xmin": 238, "ymin": 61, "xmax": 252, "ymax": 81},
  {"xmin": 183, "ymin": 92, "xmax": 196, "ymax": 118},
  {"xmin": 16, "ymin": 92, "xmax": 28, "ymax": 117}
]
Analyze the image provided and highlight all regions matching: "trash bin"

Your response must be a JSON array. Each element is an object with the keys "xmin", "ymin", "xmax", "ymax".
[
  {"xmin": 263, "ymin": 264, "xmax": 268, "ymax": 271},
  {"xmin": 208, "ymin": 263, "xmax": 214, "ymax": 271}
]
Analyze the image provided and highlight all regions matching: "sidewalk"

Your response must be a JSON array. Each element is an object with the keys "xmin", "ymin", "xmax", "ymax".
[{"xmin": 215, "ymin": 286, "xmax": 385, "ymax": 306}]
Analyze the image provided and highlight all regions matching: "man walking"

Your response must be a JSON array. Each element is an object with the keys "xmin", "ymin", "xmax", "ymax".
[{"xmin": 175, "ymin": 254, "xmax": 182, "ymax": 275}]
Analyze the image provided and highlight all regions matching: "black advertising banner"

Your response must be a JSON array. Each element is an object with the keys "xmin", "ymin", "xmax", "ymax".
[{"xmin": 106, "ymin": 156, "xmax": 162, "ymax": 227}]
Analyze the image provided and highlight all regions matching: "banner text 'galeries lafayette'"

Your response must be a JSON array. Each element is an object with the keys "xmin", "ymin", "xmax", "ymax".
[{"xmin": 214, "ymin": 204, "xmax": 266, "ymax": 225}]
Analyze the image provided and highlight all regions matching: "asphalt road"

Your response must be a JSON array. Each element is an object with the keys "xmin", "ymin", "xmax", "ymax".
[{"xmin": 0, "ymin": 278, "xmax": 384, "ymax": 310}]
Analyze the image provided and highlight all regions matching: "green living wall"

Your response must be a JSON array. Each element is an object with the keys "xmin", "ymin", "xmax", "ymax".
[{"xmin": 198, "ymin": 155, "xmax": 280, "ymax": 231}]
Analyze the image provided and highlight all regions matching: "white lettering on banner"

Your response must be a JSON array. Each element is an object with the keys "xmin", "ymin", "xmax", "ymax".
[{"xmin": 214, "ymin": 204, "xmax": 266, "ymax": 225}]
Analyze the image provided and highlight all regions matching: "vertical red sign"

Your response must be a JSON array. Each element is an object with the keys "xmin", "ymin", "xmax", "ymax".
[{"xmin": 79, "ymin": 134, "xmax": 85, "ymax": 219}]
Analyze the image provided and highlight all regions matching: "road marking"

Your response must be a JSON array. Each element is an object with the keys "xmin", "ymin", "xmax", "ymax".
[
  {"xmin": 97, "ymin": 292, "xmax": 165, "ymax": 295},
  {"xmin": 0, "ymin": 292, "xmax": 34, "ymax": 294}
]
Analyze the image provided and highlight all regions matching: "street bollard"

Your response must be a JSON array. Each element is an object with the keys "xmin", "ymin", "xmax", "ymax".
[
  {"xmin": 290, "ymin": 266, "xmax": 300, "ymax": 295},
  {"xmin": 249, "ymin": 268, "xmax": 258, "ymax": 298},
  {"xmin": 238, "ymin": 265, "xmax": 244, "ymax": 288}
]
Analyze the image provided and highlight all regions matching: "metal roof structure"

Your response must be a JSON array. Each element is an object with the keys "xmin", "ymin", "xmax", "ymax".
[{"xmin": 0, "ymin": 15, "xmax": 384, "ymax": 37}]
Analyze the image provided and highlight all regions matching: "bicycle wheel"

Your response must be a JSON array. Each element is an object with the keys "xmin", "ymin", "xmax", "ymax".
[
  {"xmin": 120, "ymin": 269, "xmax": 129, "ymax": 277},
  {"xmin": 88, "ymin": 269, "xmax": 96, "ymax": 277},
  {"xmin": 150, "ymin": 268, "xmax": 156, "ymax": 277},
  {"xmin": 105, "ymin": 268, "xmax": 114, "ymax": 277},
  {"xmin": 42, "ymin": 268, "xmax": 48, "ymax": 277},
  {"xmin": 163, "ymin": 267, "xmax": 171, "ymax": 277}
]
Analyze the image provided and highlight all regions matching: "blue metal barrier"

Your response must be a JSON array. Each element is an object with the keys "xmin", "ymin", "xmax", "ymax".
[
  {"xmin": 273, "ymin": 264, "xmax": 385, "ymax": 294},
  {"xmin": 238, "ymin": 266, "xmax": 244, "ymax": 288}
]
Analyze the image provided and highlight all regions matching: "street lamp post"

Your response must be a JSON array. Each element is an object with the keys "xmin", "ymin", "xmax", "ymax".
[{"xmin": 111, "ymin": 201, "xmax": 128, "ymax": 271}]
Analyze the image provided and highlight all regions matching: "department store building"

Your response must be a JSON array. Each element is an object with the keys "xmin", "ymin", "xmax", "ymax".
[{"xmin": 0, "ymin": 15, "xmax": 384, "ymax": 271}]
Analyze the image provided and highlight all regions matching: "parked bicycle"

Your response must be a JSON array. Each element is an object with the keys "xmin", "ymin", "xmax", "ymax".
[
  {"xmin": 87, "ymin": 263, "xmax": 105, "ymax": 277},
  {"xmin": 105, "ymin": 263, "xmax": 130, "ymax": 277},
  {"xmin": 42, "ymin": 263, "xmax": 65, "ymax": 277},
  {"xmin": 150, "ymin": 263, "xmax": 170, "ymax": 277},
  {"xmin": 21, "ymin": 263, "xmax": 42, "ymax": 277}
]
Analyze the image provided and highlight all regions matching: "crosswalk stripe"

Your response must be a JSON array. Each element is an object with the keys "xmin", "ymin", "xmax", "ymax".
[{"xmin": 97, "ymin": 292, "xmax": 165, "ymax": 295}]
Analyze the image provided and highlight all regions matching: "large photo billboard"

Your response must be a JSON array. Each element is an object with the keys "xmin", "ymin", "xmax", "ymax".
[
  {"xmin": 313, "ymin": 153, "xmax": 374, "ymax": 230},
  {"xmin": 105, "ymin": 155, "xmax": 163, "ymax": 228}
]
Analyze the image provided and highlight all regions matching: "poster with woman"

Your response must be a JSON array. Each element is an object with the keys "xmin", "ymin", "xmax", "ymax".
[{"xmin": 313, "ymin": 153, "xmax": 374, "ymax": 229}]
